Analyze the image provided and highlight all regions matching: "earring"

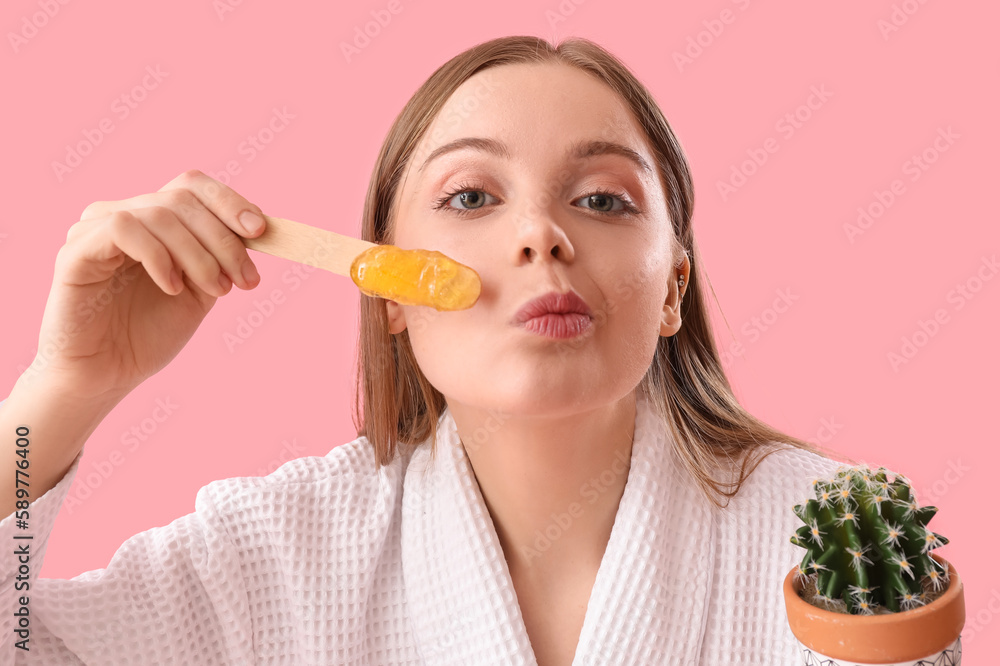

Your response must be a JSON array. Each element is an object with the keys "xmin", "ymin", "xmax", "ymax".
[{"xmin": 678, "ymin": 274, "xmax": 686, "ymax": 288}]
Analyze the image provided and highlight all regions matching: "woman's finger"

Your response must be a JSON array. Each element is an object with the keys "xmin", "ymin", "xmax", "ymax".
[
  {"xmin": 129, "ymin": 205, "xmax": 230, "ymax": 298},
  {"xmin": 58, "ymin": 210, "xmax": 179, "ymax": 295}
]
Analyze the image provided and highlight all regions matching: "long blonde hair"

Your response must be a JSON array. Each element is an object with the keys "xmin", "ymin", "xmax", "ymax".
[{"xmin": 352, "ymin": 35, "xmax": 839, "ymax": 509}]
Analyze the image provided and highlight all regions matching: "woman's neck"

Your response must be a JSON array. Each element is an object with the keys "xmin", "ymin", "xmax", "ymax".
[{"xmin": 449, "ymin": 393, "xmax": 636, "ymax": 580}]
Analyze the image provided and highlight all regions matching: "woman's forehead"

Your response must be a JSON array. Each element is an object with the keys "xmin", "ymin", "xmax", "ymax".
[
  {"xmin": 405, "ymin": 63, "xmax": 651, "ymax": 188},
  {"xmin": 423, "ymin": 62, "xmax": 645, "ymax": 157}
]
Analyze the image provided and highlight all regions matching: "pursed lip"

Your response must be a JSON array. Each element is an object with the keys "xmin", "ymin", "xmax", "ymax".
[{"xmin": 512, "ymin": 289, "xmax": 594, "ymax": 325}]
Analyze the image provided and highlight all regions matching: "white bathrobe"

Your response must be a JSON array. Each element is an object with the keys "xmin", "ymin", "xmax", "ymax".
[{"xmin": 0, "ymin": 392, "xmax": 842, "ymax": 664}]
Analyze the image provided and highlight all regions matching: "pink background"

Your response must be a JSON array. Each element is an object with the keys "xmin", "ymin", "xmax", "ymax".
[{"xmin": 2, "ymin": 0, "xmax": 997, "ymax": 658}]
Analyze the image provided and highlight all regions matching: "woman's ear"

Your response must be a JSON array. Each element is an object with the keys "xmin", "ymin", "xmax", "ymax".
[
  {"xmin": 660, "ymin": 252, "xmax": 690, "ymax": 337},
  {"xmin": 386, "ymin": 300, "xmax": 407, "ymax": 334}
]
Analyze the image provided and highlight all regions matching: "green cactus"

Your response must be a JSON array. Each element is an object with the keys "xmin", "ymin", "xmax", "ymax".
[{"xmin": 790, "ymin": 462, "xmax": 950, "ymax": 615}]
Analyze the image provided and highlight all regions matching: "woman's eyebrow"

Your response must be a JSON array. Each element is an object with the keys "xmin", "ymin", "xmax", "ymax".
[{"xmin": 417, "ymin": 136, "xmax": 652, "ymax": 176}]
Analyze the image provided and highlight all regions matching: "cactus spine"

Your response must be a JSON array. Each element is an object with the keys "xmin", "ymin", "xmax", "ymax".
[{"xmin": 790, "ymin": 462, "xmax": 950, "ymax": 614}]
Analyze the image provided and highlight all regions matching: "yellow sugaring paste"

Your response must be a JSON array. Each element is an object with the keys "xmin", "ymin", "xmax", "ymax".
[{"xmin": 350, "ymin": 244, "xmax": 481, "ymax": 311}]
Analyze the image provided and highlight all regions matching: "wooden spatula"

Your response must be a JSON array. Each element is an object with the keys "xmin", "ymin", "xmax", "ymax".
[
  {"xmin": 242, "ymin": 215, "xmax": 481, "ymax": 311},
  {"xmin": 243, "ymin": 215, "xmax": 372, "ymax": 277}
]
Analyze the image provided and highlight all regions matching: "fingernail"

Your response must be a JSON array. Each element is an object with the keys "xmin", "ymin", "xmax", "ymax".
[
  {"xmin": 242, "ymin": 261, "xmax": 260, "ymax": 286},
  {"xmin": 239, "ymin": 210, "xmax": 264, "ymax": 235}
]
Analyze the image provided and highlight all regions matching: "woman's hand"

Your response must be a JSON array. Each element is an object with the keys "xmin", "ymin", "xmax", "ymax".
[{"xmin": 29, "ymin": 169, "xmax": 265, "ymax": 404}]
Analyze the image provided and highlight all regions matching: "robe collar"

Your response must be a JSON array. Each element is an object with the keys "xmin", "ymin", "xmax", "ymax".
[{"xmin": 400, "ymin": 392, "xmax": 718, "ymax": 665}]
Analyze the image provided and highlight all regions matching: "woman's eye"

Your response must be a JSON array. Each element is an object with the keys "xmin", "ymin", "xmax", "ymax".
[
  {"xmin": 433, "ymin": 186, "xmax": 638, "ymax": 217},
  {"xmin": 576, "ymin": 192, "xmax": 624, "ymax": 213},
  {"xmin": 575, "ymin": 190, "xmax": 639, "ymax": 216},
  {"xmin": 437, "ymin": 189, "xmax": 498, "ymax": 212}
]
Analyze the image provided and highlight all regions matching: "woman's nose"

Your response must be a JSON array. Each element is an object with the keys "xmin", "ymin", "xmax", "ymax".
[{"xmin": 512, "ymin": 201, "xmax": 575, "ymax": 264}]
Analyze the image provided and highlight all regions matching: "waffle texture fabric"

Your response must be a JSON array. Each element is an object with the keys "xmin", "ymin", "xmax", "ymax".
[{"xmin": 0, "ymin": 392, "xmax": 841, "ymax": 665}]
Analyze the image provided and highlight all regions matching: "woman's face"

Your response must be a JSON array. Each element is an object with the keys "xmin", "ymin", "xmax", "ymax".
[{"xmin": 386, "ymin": 61, "xmax": 687, "ymax": 414}]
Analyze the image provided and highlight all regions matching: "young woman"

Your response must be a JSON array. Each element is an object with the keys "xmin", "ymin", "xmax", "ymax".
[{"xmin": 1, "ymin": 35, "xmax": 846, "ymax": 665}]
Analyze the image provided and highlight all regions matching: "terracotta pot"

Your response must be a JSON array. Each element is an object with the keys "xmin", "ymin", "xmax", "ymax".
[{"xmin": 782, "ymin": 552, "xmax": 965, "ymax": 665}]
